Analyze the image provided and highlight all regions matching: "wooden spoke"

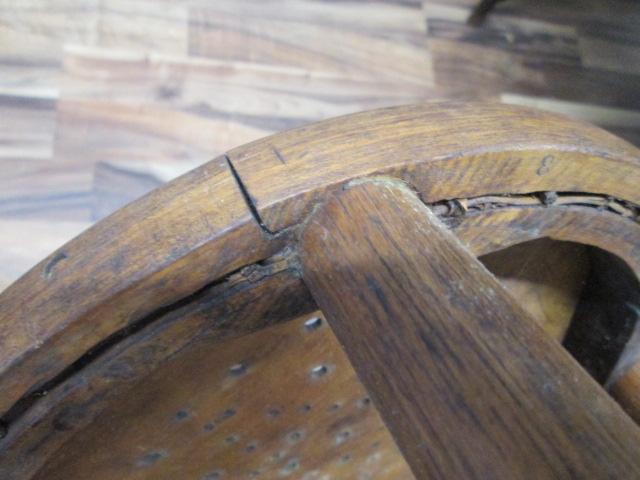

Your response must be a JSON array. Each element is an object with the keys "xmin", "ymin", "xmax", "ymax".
[{"xmin": 299, "ymin": 178, "xmax": 640, "ymax": 479}]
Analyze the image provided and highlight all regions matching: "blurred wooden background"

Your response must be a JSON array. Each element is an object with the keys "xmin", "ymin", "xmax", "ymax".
[{"xmin": 1, "ymin": 0, "xmax": 640, "ymax": 291}]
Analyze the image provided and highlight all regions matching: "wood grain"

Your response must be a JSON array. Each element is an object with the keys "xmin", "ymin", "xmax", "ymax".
[
  {"xmin": 0, "ymin": 103, "xmax": 639, "ymax": 478},
  {"xmin": 228, "ymin": 102, "xmax": 640, "ymax": 233},
  {"xmin": 480, "ymin": 238, "xmax": 589, "ymax": 341},
  {"xmin": 0, "ymin": 158, "xmax": 281, "ymax": 414},
  {"xmin": 29, "ymin": 311, "xmax": 413, "ymax": 480},
  {"xmin": 0, "ymin": 254, "xmax": 322, "ymax": 479},
  {"xmin": 299, "ymin": 178, "xmax": 640, "ymax": 479},
  {"xmin": 1, "ymin": 102, "xmax": 639, "ymax": 439},
  {"xmin": 450, "ymin": 204, "xmax": 640, "ymax": 274},
  {"xmin": 5, "ymin": 200, "xmax": 638, "ymax": 478},
  {"xmin": 3, "ymin": 0, "xmax": 640, "ymax": 288}
]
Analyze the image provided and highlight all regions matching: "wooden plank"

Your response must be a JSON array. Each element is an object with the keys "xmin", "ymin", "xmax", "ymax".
[
  {"xmin": 188, "ymin": 0, "xmax": 431, "ymax": 86},
  {"xmin": 299, "ymin": 178, "xmax": 640, "ymax": 479}
]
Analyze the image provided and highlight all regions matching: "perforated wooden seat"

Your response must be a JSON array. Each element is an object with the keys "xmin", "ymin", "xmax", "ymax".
[{"xmin": 1, "ymin": 103, "xmax": 639, "ymax": 479}]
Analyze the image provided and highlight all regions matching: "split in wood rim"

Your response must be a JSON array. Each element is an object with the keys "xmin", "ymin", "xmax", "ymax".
[{"xmin": 0, "ymin": 102, "xmax": 639, "ymax": 477}]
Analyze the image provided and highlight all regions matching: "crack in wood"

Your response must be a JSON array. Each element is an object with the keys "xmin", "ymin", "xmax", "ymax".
[
  {"xmin": 225, "ymin": 154, "xmax": 277, "ymax": 236},
  {"xmin": 0, "ymin": 250, "xmax": 298, "ymax": 437},
  {"xmin": 3, "ymin": 176, "xmax": 638, "ymax": 441}
]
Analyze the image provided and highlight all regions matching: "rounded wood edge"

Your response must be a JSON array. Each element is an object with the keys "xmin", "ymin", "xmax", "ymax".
[
  {"xmin": 1, "ymin": 103, "xmax": 639, "ymax": 468},
  {"xmin": 228, "ymin": 101, "xmax": 640, "ymax": 232},
  {"xmin": 0, "ymin": 158, "xmax": 279, "ymax": 414},
  {"xmin": 3, "ymin": 207, "xmax": 639, "ymax": 480}
]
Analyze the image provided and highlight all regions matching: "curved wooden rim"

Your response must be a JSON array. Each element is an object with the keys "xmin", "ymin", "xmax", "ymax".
[{"xmin": 1, "ymin": 102, "xmax": 639, "ymax": 476}]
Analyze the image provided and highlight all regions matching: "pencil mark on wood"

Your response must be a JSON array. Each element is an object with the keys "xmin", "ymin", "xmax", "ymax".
[
  {"xmin": 272, "ymin": 147, "xmax": 287, "ymax": 165},
  {"xmin": 536, "ymin": 155, "xmax": 555, "ymax": 176},
  {"xmin": 42, "ymin": 252, "xmax": 68, "ymax": 280}
]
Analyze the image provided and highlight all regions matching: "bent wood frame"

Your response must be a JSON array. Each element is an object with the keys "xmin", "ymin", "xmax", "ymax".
[{"xmin": 0, "ymin": 102, "xmax": 639, "ymax": 477}]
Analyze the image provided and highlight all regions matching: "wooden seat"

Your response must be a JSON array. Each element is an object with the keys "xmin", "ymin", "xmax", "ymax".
[{"xmin": 0, "ymin": 102, "xmax": 639, "ymax": 479}]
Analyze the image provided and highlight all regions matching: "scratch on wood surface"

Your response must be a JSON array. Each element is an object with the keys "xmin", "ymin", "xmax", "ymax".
[{"xmin": 272, "ymin": 147, "xmax": 287, "ymax": 165}]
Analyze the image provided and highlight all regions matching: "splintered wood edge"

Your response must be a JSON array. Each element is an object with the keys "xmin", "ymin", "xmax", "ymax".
[{"xmin": 0, "ymin": 102, "xmax": 639, "ymax": 466}]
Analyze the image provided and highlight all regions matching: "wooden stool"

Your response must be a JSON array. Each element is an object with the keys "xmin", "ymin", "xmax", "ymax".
[{"xmin": 1, "ymin": 102, "xmax": 639, "ymax": 479}]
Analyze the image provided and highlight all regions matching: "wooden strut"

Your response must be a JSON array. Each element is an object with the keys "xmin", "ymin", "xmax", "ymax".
[{"xmin": 298, "ymin": 178, "xmax": 640, "ymax": 479}]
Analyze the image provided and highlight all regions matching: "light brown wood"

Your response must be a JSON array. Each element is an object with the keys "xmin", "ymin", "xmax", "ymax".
[
  {"xmin": 480, "ymin": 238, "xmax": 590, "ymax": 341},
  {"xmin": 450, "ymin": 204, "xmax": 640, "ymax": 273},
  {"xmin": 29, "ymin": 311, "xmax": 413, "ymax": 480},
  {"xmin": 4, "ymin": 0, "xmax": 640, "ymax": 295},
  {"xmin": 1, "ymin": 103, "xmax": 639, "ymax": 479},
  {"xmin": 611, "ymin": 361, "xmax": 640, "ymax": 424},
  {"xmin": 228, "ymin": 102, "xmax": 639, "ymax": 233},
  {"xmin": 3, "ymin": 102, "xmax": 638, "ymax": 426},
  {"xmin": 299, "ymin": 178, "xmax": 640, "ymax": 479},
  {"xmin": 0, "ymin": 158, "xmax": 288, "ymax": 415}
]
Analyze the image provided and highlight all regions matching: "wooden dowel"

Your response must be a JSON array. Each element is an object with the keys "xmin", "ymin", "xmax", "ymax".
[{"xmin": 299, "ymin": 178, "xmax": 640, "ymax": 479}]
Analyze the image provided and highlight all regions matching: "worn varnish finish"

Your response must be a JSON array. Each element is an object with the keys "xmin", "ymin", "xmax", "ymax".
[
  {"xmin": 0, "ymin": 103, "xmax": 639, "ymax": 478},
  {"xmin": 4, "ymin": 102, "xmax": 639, "ymax": 426},
  {"xmin": 0, "ymin": 253, "xmax": 316, "ymax": 479},
  {"xmin": 450, "ymin": 204, "xmax": 640, "ymax": 272},
  {"xmin": 228, "ymin": 102, "xmax": 639, "ymax": 233},
  {"xmin": 299, "ymin": 179, "xmax": 640, "ymax": 479},
  {"xmin": 0, "ymin": 158, "xmax": 281, "ymax": 414},
  {"xmin": 31, "ymin": 312, "xmax": 414, "ymax": 480},
  {"xmin": 4, "ymin": 0, "xmax": 640, "ymax": 292}
]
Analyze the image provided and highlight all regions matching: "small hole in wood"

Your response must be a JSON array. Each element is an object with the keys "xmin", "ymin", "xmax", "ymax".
[
  {"xmin": 43, "ymin": 251, "xmax": 68, "ymax": 280},
  {"xmin": 340, "ymin": 454, "xmax": 352, "ymax": 464},
  {"xmin": 336, "ymin": 430, "xmax": 351, "ymax": 445},
  {"xmin": 220, "ymin": 408, "xmax": 236, "ymax": 420},
  {"xmin": 287, "ymin": 430, "xmax": 305, "ymax": 444},
  {"xmin": 304, "ymin": 317, "xmax": 323, "ymax": 331},
  {"xmin": 225, "ymin": 434, "xmax": 240, "ymax": 444},
  {"xmin": 203, "ymin": 422, "xmax": 215, "ymax": 432},
  {"xmin": 281, "ymin": 458, "xmax": 299, "ymax": 474},
  {"xmin": 310, "ymin": 365, "xmax": 328, "ymax": 378},
  {"xmin": 245, "ymin": 441, "xmax": 258, "ymax": 453},
  {"xmin": 202, "ymin": 470, "xmax": 224, "ymax": 480},
  {"xmin": 300, "ymin": 404, "xmax": 312, "ymax": 413},
  {"xmin": 358, "ymin": 397, "xmax": 372, "ymax": 408},
  {"xmin": 266, "ymin": 407, "xmax": 282, "ymax": 418},
  {"xmin": 229, "ymin": 363, "xmax": 247, "ymax": 377},
  {"xmin": 174, "ymin": 409, "xmax": 189, "ymax": 421},
  {"xmin": 137, "ymin": 450, "xmax": 166, "ymax": 467},
  {"xmin": 328, "ymin": 402, "xmax": 341, "ymax": 412}
]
